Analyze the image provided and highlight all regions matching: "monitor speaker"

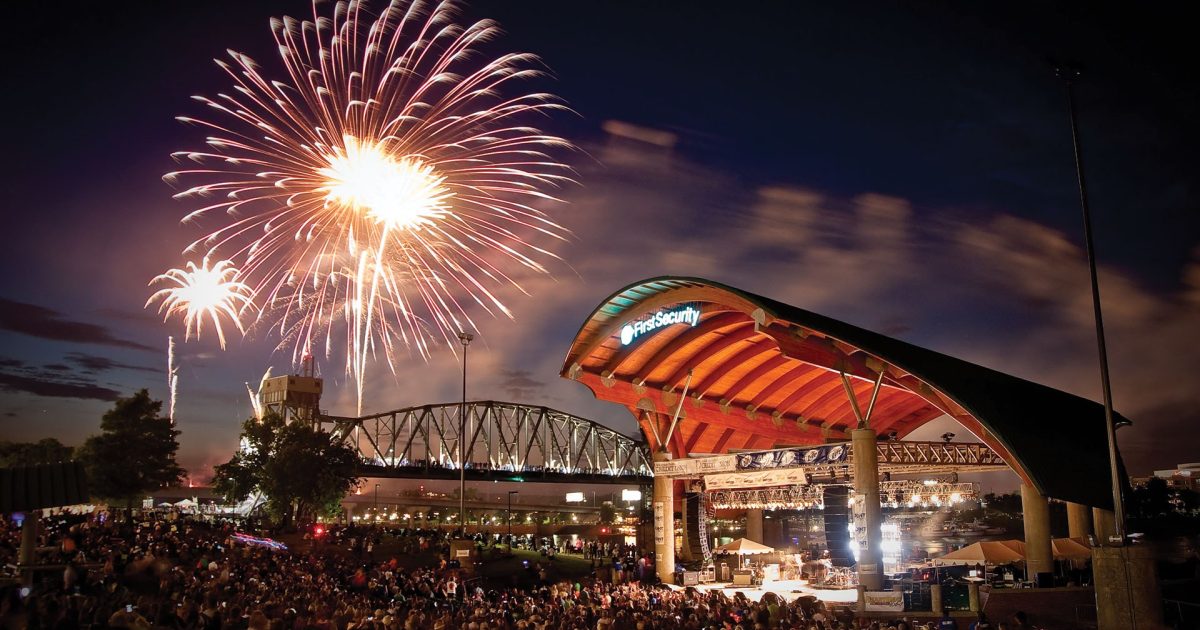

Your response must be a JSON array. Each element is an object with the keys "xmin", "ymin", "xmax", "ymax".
[{"xmin": 822, "ymin": 485, "xmax": 854, "ymax": 567}]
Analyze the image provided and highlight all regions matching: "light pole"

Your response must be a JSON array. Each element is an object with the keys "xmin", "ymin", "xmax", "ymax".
[
  {"xmin": 1057, "ymin": 67, "xmax": 1126, "ymax": 543},
  {"xmin": 457, "ymin": 330, "xmax": 474, "ymax": 538},
  {"xmin": 507, "ymin": 490, "xmax": 519, "ymax": 547}
]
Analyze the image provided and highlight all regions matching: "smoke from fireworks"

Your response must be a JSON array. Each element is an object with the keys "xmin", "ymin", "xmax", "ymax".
[{"xmin": 157, "ymin": 0, "xmax": 572, "ymax": 413}]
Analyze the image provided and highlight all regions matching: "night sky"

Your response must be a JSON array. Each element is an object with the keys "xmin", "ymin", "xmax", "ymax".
[{"xmin": 1, "ymin": 1, "xmax": 1197, "ymax": 484}]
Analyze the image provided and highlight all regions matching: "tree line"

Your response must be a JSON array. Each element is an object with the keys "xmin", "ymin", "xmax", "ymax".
[{"xmin": 3, "ymin": 389, "xmax": 360, "ymax": 528}]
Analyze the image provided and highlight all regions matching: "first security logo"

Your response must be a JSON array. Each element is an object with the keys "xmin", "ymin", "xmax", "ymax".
[{"xmin": 619, "ymin": 305, "xmax": 701, "ymax": 346}]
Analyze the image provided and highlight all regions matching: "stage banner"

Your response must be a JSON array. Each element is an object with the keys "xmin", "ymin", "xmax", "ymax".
[
  {"xmin": 704, "ymin": 468, "xmax": 808, "ymax": 489},
  {"xmin": 862, "ymin": 591, "xmax": 904, "ymax": 612},
  {"xmin": 851, "ymin": 492, "xmax": 868, "ymax": 554},
  {"xmin": 735, "ymin": 443, "xmax": 849, "ymax": 471},
  {"xmin": 653, "ymin": 455, "xmax": 737, "ymax": 476},
  {"xmin": 653, "ymin": 501, "xmax": 666, "ymax": 545}
]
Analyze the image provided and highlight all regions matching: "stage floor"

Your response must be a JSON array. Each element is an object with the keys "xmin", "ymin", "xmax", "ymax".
[{"xmin": 669, "ymin": 579, "xmax": 860, "ymax": 605}]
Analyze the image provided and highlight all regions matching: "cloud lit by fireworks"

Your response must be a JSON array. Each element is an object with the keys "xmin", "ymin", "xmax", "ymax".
[
  {"xmin": 159, "ymin": 0, "xmax": 572, "ymax": 412},
  {"xmin": 146, "ymin": 258, "xmax": 254, "ymax": 350}
]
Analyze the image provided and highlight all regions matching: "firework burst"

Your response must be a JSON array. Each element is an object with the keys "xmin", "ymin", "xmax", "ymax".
[
  {"xmin": 159, "ymin": 0, "xmax": 572, "ymax": 412},
  {"xmin": 147, "ymin": 258, "xmax": 254, "ymax": 350}
]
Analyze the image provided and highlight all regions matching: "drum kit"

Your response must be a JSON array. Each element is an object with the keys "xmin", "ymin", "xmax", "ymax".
[
  {"xmin": 801, "ymin": 558, "xmax": 856, "ymax": 589},
  {"xmin": 822, "ymin": 566, "xmax": 857, "ymax": 588}
]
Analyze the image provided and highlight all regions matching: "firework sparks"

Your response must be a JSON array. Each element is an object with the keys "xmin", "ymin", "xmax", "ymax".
[
  {"xmin": 147, "ymin": 258, "xmax": 254, "ymax": 350},
  {"xmin": 161, "ymin": 0, "xmax": 572, "ymax": 413}
]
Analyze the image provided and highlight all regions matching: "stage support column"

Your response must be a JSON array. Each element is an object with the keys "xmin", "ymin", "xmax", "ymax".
[
  {"xmin": 930, "ymin": 583, "xmax": 943, "ymax": 614},
  {"xmin": 1093, "ymin": 507, "xmax": 1117, "ymax": 544},
  {"xmin": 746, "ymin": 509, "xmax": 764, "ymax": 544},
  {"xmin": 19, "ymin": 510, "xmax": 39, "ymax": 585},
  {"xmin": 1093, "ymin": 545, "xmax": 1163, "ymax": 629},
  {"xmin": 1066, "ymin": 502, "xmax": 1091, "ymax": 539},
  {"xmin": 652, "ymin": 451, "xmax": 675, "ymax": 584},
  {"xmin": 852, "ymin": 428, "xmax": 882, "ymax": 590},
  {"xmin": 1021, "ymin": 482, "xmax": 1053, "ymax": 580}
]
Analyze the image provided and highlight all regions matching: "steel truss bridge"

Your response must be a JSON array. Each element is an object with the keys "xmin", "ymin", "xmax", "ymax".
[{"xmin": 320, "ymin": 401, "xmax": 653, "ymax": 484}]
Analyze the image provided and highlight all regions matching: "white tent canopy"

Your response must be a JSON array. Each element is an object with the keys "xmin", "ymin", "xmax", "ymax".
[
  {"xmin": 716, "ymin": 538, "xmax": 774, "ymax": 555},
  {"xmin": 933, "ymin": 541, "xmax": 1024, "ymax": 566}
]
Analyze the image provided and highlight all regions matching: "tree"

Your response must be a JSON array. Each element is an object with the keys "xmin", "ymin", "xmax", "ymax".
[
  {"xmin": 78, "ymin": 390, "xmax": 185, "ymax": 508},
  {"xmin": 213, "ymin": 413, "xmax": 360, "ymax": 528},
  {"xmin": 599, "ymin": 502, "xmax": 618, "ymax": 524},
  {"xmin": 0, "ymin": 438, "xmax": 74, "ymax": 466},
  {"xmin": 1129, "ymin": 477, "xmax": 1173, "ymax": 518},
  {"xmin": 983, "ymin": 492, "xmax": 1023, "ymax": 514}
]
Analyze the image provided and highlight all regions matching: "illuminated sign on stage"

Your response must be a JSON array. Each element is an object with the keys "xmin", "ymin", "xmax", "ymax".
[{"xmin": 620, "ymin": 305, "xmax": 701, "ymax": 346}]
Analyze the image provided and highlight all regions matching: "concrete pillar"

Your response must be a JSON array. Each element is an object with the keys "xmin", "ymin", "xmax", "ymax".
[
  {"xmin": 1020, "ymin": 482, "xmax": 1053, "ymax": 580},
  {"xmin": 652, "ymin": 451, "xmax": 675, "ymax": 584},
  {"xmin": 1093, "ymin": 545, "xmax": 1163, "ymax": 629},
  {"xmin": 852, "ymin": 428, "xmax": 882, "ymax": 590},
  {"xmin": 19, "ymin": 510, "xmax": 39, "ymax": 586},
  {"xmin": 930, "ymin": 583, "xmax": 943, "ymax": 614},
  {"xmin": 1066, "ymin": 502, "xmax": 1091, "ymax": 539},
  {"xmin": 745, "ymin": 509, "xmax": 764, "ymax": 544},
  {"xmin": 19, "ymin": 511, "xmax": 38, "ymax": 565},
  {"xmin": 1093, "ymin": 508, "xmax": 1117, "ymax": 545},
  {"xmin": 968, "ymin": 581, "xmax": 980, "ymax": 612},
  {"xmin": 342, "ymin": 503, "xmax": 355, "ymax": 525}
]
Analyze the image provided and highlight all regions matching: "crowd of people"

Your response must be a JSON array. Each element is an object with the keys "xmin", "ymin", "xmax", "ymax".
[{"xmin": 1, "ymin": 512, "xmax": 1029, "ymax": 630}]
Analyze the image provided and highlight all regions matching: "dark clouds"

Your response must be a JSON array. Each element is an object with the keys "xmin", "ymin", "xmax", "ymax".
[
  {"xmin": 0, "ymin": 350, "xmax": 153, "ymax": 404},
  {"xmin": 0, "ymin": 361, "xmax": 121, "ymax": 402},
  {"xmin": 498, "ymin": 370, "xmax": 547, "ymax": 401},
  {"xmin": 64, "ymin": 352, "xmax": 157, "ymax": 375},
  {"xmin": 0, "ymin": 298, "xmax": 154, "ymax": 351}
]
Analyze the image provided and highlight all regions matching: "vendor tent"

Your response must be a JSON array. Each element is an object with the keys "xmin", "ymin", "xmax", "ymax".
[
  {"xmin": 933, "ymin": 541, "xmax": 1025, "ymax": 566},
  {"xmin": 1052, "ymin": 537, "xmax": 1092, "ymax": 561},
  {"xmin": 998, "ymin": 538, "xmax": 1092, "ymax": 561}
]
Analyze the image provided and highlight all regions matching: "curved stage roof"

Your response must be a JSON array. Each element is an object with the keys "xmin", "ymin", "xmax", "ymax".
[{"xmin": 561, "ymin": 277, "xmax": 1123, "ymax": 508}]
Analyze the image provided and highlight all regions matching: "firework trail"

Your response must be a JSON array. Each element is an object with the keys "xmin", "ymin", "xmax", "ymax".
[
  {"xmin": 168, "ymin": 336, "xmax": 179, "ymax": 423},
  {"xmin": 160, "ymin": 0, "xmax": 572, "ymax": 413},
  {"xmin": 246, "ymin": 367, "xmax": 272, "ymax": 421}
]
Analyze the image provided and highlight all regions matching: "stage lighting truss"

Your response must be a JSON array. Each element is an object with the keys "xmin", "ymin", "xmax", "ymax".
[{"xmin": 706, "ymin": 480, "xmax": 979, "ymax": 510}]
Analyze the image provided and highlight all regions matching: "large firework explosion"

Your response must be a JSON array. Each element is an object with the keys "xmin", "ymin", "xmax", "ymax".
[{"xmin": 150, "ymin": 0, "xmax": 572, "ymax": 413}]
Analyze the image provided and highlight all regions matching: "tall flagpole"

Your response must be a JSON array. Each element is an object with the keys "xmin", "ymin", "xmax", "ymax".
[
  {"xmin": 457, "ymin": 331, "xmax": 474, "ymax": 537},
  {"xmin": 1057, "ymin": 66, "xmax": 1126, "ymax": 543}
]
